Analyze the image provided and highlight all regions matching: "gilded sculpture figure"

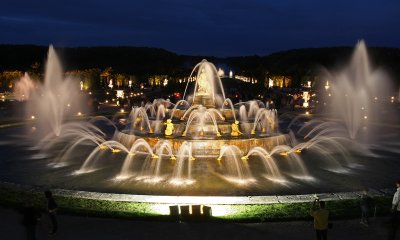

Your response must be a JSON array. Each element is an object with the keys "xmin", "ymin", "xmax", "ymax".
[{"xmin": 196, "ymin": 68, "xmax": 211, "ymax": 96}]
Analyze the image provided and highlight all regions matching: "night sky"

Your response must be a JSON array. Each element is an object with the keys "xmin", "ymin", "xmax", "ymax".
[{"xmin": 1, "ymin": 0, "xmax": 399, "ymax": 57}]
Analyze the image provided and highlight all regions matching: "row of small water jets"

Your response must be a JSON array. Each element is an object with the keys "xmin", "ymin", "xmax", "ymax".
[
  {"xmin": 141, "ymin": 98, "xmax": 270, "ymax": 122},
  {"xmin": 124, "ymin": 99, "xmax": 278, "ymax": 136},
  {"xmin": 35, "ymin": 112, "xmax": 370, "ymax": 187}
]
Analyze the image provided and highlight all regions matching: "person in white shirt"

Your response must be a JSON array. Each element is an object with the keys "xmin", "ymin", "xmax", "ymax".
[
  {"xmin": 392, "ymin": 181, "xmax": 400, "ymax": 211},
  {"xmin": 389, "ymin": 180, "xmax": 400, "ymax": 240}
]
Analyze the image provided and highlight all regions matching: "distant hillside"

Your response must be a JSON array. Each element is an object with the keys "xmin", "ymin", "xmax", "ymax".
[
  {"xmin": 1, "ymin": 44, "xmax": 399, "ymax": 85},
  {"xmin": 263, "ymin": 47, "xmax": 400, "ymax": 77},
  {"xmin": 0, "ymin": 45, "xmax": 183, "ymax": 75},
  {"xmin": 224, "ymin": 47, "xmax": 400, "ymax": 86}
]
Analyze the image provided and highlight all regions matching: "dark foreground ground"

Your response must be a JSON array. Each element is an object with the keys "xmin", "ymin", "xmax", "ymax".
[{"xmin": 1, "ymin": 206, "xmax": 399, "ymax": 240}]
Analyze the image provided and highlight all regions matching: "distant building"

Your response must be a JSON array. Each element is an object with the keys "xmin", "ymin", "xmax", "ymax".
[{"xmin": 266, "ymin": 75, "xmax": 292, "ymax": 88}]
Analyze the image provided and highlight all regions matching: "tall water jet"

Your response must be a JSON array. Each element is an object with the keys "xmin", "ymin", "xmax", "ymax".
[
  {"xmin": 324, "ymin": 40, "xmax": 392, "ymax": 139},
  {"xmin": 21, "ymin": 45, "xmax": 86, "ymax": 136}
]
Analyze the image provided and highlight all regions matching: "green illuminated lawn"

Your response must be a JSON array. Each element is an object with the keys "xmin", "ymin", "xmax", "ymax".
[{"xmin": 0, "ymin": 183, "xmax": 392, "ymax": 222}]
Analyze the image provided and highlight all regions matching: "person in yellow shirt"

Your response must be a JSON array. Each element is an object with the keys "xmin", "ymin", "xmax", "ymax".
[{"xmin": 310, "ymin": 198, "xmax": 329, "ymax": 240}]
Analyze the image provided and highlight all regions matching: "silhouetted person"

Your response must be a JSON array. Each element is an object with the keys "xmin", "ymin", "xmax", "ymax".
[
  {"xmin": 21, "ymin": 204, "xmax": 41, "ymax": 240},
  {"xmin": 44, "ymin": 190, "xmax": 58, "ymax": 235},
  {"xmin": 289, "ymin": 94, "xmax": 296, "ymax": 111},
  {"xmin": 360, "ymin": 188, "xmax": 373, "ymax": 226},
  {"xmin": 388, "ymin": 180, "xmax": 400, "ymax": 240},
  {"xmin": 275, "ymin": 93, "xmax": 282, "ymax": 111},
  {"xmin": 310, "ymin": 198, "xmax": 329, "ymax": 240}
]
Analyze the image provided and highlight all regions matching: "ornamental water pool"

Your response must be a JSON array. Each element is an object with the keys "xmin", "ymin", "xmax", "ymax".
[{"xmin": 1, "ymin": 42, "xmax": 399, "ymax": 197}]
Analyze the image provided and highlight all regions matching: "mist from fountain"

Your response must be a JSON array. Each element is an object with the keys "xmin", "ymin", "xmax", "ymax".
[
  {"xmin": 13, "ymin": 73, "xmax": 35, "ymax": 101},
  {"xmin": 13, "ymin": 46, "xmax": 87, "ymax": 137},
  {"xmin": 323, "ymin": 40, "xmax": 392, "ymax": 139}
]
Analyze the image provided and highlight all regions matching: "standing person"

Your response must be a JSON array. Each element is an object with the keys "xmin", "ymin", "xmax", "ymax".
[
  {"xmin": 360, "ymin": 188, "xmax": 373, "ymax": 226},
  {"xmin": 389, "ymin": 180, "xmax": 400, "ymax": 240},
  {"xmin": 44, "ymin": 190, "xmax": 58, "ymax": 235},
  {"xmin": 21, "ymin": 204, "xmax": 41, "ymax": 240},
  {"xmin": 310, "ymin": 198, "xmax": 329, "ymax": 240}
]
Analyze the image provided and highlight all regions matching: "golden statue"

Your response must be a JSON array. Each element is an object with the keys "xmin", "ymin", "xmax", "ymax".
[
  {"xmin": 197, "ymin": 68, "xmax": 211, "ymax": 96},
  {"xmin": 231, "ymin": 121, "xmax": 242, "ymax": 137},
  {"xmin": 192, "ymin": 65, "xmax": 215, "ymax": 107},
  {"xmin": 164, "ymin": 119, "xmax": 174, "ymax": 136}
]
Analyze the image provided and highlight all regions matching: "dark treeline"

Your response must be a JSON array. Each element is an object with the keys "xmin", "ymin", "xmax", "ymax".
[{"xmin": 1, "ymin": 44, "xmax": 400, "ymax": 86}]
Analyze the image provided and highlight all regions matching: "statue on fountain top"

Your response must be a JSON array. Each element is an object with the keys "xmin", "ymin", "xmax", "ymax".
[
  {"xmin": 196, "ymin": 68, "xmax": 211, "ymax": 96},
  {"xmin": 193, "ymin": 67, "xmax": 215, "ymax": 108}
]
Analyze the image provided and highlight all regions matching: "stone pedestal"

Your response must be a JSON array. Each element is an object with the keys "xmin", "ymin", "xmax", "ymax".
[{"xmin": 192, "ymin": 95, "xmax": 215, "ymax": 108}]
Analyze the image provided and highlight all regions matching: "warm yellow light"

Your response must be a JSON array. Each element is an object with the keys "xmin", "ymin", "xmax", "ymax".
[
  {"xmin": 31, "ymin": 115, "xmax": 35, "ymax": 119},
  {"xmin": 143, "ymin": 195, "xmax": 249, "ymax": 205},
  {"xmin": 150, "ymin": 204, "xmax": 234, "ymax": 217},
  {"xmin": 77, "ymin": 112, "xmax": 82, "ymax": 116},
  {"xmin": 150, "ymin": 204, "xmax": 170, "ymax": 215},
  {"xmin": 120, "ymin": 109, "xmax": 125, "ymax": 113},
  {"xmin": 99, "ymin": 145, "xmax": 108, "ymax": 150},
  {"xmin": 364, "ymin": 115, "xmax": 368, "ymax": 119}
]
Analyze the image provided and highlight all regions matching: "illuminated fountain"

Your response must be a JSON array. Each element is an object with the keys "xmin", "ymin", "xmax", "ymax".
[
  {"xmin": 34, "ymin": 56, "xmax": 366, "ymax": 196},
  {"xmin": 67, "ymin": 59, "xmax": 299, "ymax": 190},
  {"xmin": 2, "ymin": 43, "xmax": 398, "ymax": 197}
]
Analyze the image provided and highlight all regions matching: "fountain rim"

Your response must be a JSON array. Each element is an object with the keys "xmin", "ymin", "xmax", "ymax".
[
  {"xmin": 0, "ymin": 180, "xmax": 393, "ymax": 221},
  {"xmin": 0, "ymin": 180, "xmax": 391, "ymax": 205}
]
